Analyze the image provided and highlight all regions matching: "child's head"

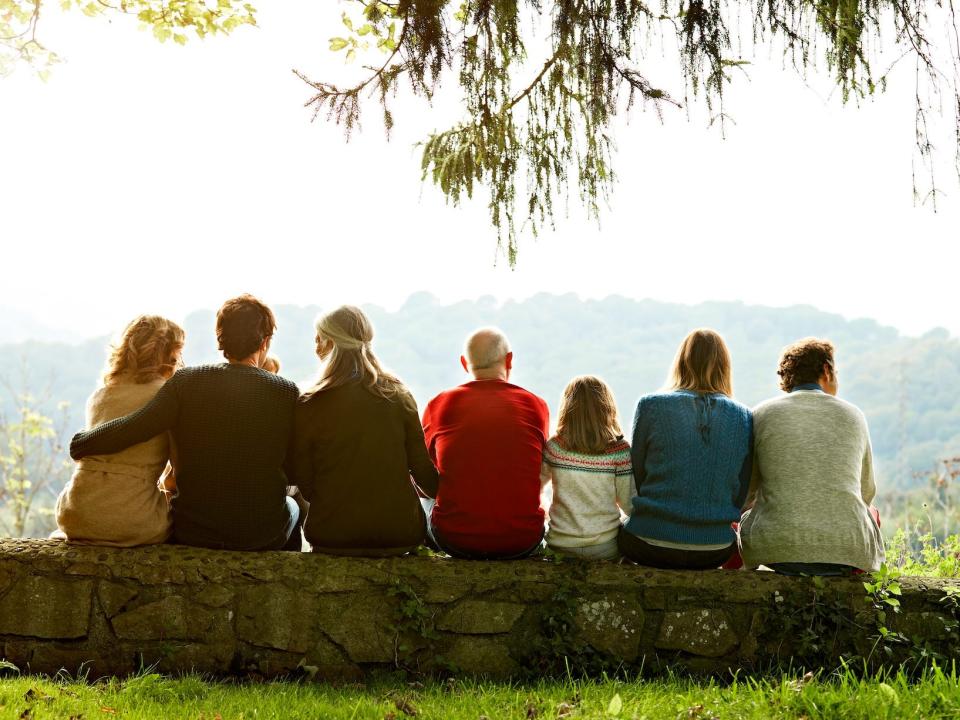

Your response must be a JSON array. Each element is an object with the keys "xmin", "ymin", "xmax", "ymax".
[
  {"xmin": 555, "ymin": 375, "xmax": 623, "ymax": 454},
  {"xmin": 261, "ymin": 355, "xmax": 281, "ymax": 374}
]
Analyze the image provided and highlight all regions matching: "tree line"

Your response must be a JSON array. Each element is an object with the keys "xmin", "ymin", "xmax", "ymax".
[{"xmin": 2, "ymin": 293, "xmax": 959, "ymax": 535}]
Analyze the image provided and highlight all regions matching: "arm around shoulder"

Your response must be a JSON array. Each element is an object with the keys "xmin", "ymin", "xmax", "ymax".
[{"xmin": 70, "ymin": 370, "xmax": 184, "ymax": 460}]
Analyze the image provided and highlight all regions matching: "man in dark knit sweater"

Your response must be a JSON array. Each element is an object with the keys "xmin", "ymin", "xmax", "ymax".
[
  {"xmin": 421, "ymin": 328, "xmax": 549, "ymax": 559},
  {"xmin": 70, "ymin": 295, "xmax": 301, "ymax": 551}
]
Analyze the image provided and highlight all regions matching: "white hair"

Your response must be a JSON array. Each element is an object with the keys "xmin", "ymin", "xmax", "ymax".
[{"xmin": 464, "ymin": 327, "xmax": 511, "ymax": 370}]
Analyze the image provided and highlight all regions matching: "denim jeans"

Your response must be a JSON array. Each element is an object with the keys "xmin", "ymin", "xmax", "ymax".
[{"xmin": 261, "ymin": 496, "xmax": 302, "ymax": 552}]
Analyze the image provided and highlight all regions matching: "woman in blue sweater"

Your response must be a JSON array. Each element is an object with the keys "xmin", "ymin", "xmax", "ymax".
[{"xmin": 619, "ymin": 329, "xmax": 752, "ymax": 569}]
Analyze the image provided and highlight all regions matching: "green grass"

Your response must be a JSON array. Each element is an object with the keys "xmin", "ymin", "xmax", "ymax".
[{"xmin": 2, "ymin": 669, "xmax": 960, "ymax": 719}]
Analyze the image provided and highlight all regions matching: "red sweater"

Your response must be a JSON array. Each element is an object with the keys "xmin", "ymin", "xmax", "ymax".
[{"xmin": 422, "ymin": 380, "xmax": 550, "ymax": 554}]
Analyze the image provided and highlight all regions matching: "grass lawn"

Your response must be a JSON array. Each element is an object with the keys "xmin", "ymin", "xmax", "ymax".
[{"xmin": 1, "ymin": 669, "xmax": 960, "ymax": 720}]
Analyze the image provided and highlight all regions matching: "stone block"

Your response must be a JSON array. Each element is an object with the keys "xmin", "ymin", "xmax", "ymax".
[
  {"xmin": 436, "ymin": 600, "xmax": 525, "ymax": 634},
  {"xmin": 0, "ymin": 575, "xmax": 92, "ymax": 639},
  {"xmin": 65, "ymin": 561, "xmax": 112, "ymax": 578},
  {"xmin": 892, "ymin": 611, "xmax": 954, "ymax": 642},
  {"xmin": 0, "ymin": 566, "xmax": 14, "ymax": 588},
  {"xmin": 739, "ymin": 610, "xmax": 766, "ymax": 660},
  {"xmin": 655, "ymin": 609, "xmax": 739, "ymax": 658},
  {"xmin": 576, "ymin": 594, "xmax": 645, "ymax": 660},
  {"xmin": 315, "ymin": 593, "xmax": 396, "ymax": 664},
  {"xmin": 144, "ymin": 641, "xmax": 237, "ymax": 675},
  {"xmin": 29, "ymin": 644, "xmax": 125, "ymax": 676},
  {"xmin": 98, "ymin": 582, "xmax": 139, "ymax": 618},
  {"xmin": 643, "ymin": 587, "xmax": 668, "ymax": 610},
  {"xmin": 442, "ymin": 636, "xmax": 519, "ymax": 677},
  {"xmin": 237, "ymin": 584, "xmax": 315, "ymax": 654},
  {"xmin": 2, "ymin": 639, "xmax": 33, "ymax": 668},
  {"xmin": 193, "ymin": 583, "xmax": 234, "ymax": 608},
  {"xmin": 490, "ymin": 581, "xmax": 556, "ymax": 603},
  {"xmin": 111, "ymin": 595, "xmax": 221, "ymax": 642}
]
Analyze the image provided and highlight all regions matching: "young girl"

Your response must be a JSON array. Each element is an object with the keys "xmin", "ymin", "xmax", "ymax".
[
  {"xmin": 55, "ymin": 315, "xmax": 184, "ymax": 546},
  {"xmin": 540, "ymin": 375, "xmax": 634, "ymax": 560}
]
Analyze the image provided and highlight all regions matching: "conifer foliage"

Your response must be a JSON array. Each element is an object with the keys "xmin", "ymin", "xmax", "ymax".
[{"xmin": 297, "ymin": 1, "xmax": 960, "ymax": 264}]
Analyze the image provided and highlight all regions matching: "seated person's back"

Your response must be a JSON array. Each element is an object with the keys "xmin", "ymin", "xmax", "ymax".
[
  {"xmin": 165, "ymin": 363, "xmax": 297, "ymax": 548},
  {"xmin": 740, "ymin": 338, "xmax": 884, "ymax": 573},
  {"xmin": 619, "ymin": 329, "xmax": 752, "ymax": 570},
  {"xmin": 422, "ymin": 328, "xmax": 549, "ymax": 557},
  {"xmin": 56, "ymin": 315, "xmax": 182, "ymax": 547},
  {"xmin": 290, "ymin": 305, "xmax": 438, "ymax": 556}
]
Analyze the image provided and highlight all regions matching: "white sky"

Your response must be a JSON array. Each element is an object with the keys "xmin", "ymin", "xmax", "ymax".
[{"xmin": 0, "ymin": 1, "xmax": 958, "ymax": 340}]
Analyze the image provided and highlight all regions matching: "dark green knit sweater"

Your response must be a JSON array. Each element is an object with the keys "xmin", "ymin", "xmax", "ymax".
[{"xmin": 70, "ymin": 364, "xmax": 298, "ymax": 550}]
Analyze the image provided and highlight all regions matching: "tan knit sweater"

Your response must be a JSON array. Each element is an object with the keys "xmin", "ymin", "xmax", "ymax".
[{"xmin": 55, "ymin": 378, "xmax": 172, "ymax": 546}]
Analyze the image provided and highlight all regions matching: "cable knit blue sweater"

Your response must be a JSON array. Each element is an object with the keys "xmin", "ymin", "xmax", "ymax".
[{"xmin": 624, "ymin": 390, "xmax": 753, "ymax": 546}]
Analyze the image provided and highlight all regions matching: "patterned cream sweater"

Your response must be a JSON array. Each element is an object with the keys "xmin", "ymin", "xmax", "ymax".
[
  {"xmin": 739, "ymin": 389, "xmax": 885, "ymax": 571},
  {"xmin": 540, "ymin": 438, "xmax": 635, "ymax": 548}
]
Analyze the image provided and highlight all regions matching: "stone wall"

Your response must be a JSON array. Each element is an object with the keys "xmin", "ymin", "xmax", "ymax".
[{"xmin": 0, "ymin": 539, "xmax": 957, "ymax": 679}]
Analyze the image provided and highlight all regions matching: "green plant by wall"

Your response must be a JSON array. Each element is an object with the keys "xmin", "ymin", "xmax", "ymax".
[
  {"xmin": 518, "ymin": 560, "xmax": 626, "ymax": 679},
  {"xmin": 761, "ymin": 576, "xmax": 862, "ymax": 668},
  {"xmin": 386, "ymin": 579, "xmax": 457, "ymax": 676}
]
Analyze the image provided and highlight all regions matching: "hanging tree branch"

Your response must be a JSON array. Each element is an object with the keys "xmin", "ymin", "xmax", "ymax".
[
  {"xmin": 295, "ymin": 0, "xmax": 960, "ymax": 266},
  {"xmin": 3, "ymin": 2, "xmax": 957, "ymax": 264}
]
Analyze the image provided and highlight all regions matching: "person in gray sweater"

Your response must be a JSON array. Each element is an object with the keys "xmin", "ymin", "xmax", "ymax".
[{"xmin": 739, "ymin": 338, "xmax": 885, "ymax": 575}]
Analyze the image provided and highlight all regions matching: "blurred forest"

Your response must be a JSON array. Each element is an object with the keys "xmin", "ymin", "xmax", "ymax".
[{"xmin": 2, "ymin": 293, "xmax": 959, "ymax": 537}]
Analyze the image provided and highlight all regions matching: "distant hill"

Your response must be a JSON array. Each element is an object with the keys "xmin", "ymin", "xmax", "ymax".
[
  {"xmin": 0, "ymin": 306, "xmax": 82, "ymax": 345},
  {"xmin": 2, "ymin": 293, "xmax": 958, "ymax": 490}
]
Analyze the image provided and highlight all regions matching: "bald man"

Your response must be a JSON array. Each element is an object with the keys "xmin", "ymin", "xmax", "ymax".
[{"xmin": 421, "ymin": 328, "xmax": 550, "ymax": 559}]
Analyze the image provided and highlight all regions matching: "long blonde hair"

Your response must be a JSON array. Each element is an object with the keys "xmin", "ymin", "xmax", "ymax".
[
  {"xmin": 105, "ymin": 315, "xmax": 185, "ymax": 385},
  {"xmin": 555, "ymin": 375, "xmax": 623, "ymax": 454},
  {"xmin": 306, "ymin": 305, "xmax": 408, "ymax": 402},
  {"xmin": 667, "ymin": 328, "xmax": 733, "ymax": 397}
]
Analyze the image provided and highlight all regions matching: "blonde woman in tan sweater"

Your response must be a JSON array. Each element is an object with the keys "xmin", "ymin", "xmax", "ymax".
[{"xmin": 55, "ymin": 315, "xmax": 184, "ymax": 546}]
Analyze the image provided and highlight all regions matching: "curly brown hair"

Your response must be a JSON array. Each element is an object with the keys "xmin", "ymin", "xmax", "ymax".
[
  {"xmin": 777, "ymin": 338, "xmax": 835, "ymax": 392},
  {"xmin": 105, "ymin": 316, "xmax": 185, "ymax": 385},
  {"xmin": 216, "ymin": 294, "xmax": 277, "ymax": 361}
]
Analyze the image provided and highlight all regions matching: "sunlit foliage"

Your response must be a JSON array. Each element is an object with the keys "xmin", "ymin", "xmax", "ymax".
[
  {"xmin": 0, "ymin": 0, "xmax": 256, "ymax": 79},
  {"xmin": 0, "ymin": 377, "xmax": 70, "ymax": 538},
  {"xmin": 297, "ymin": 1, "xmax": 960, "ymax": 264}
]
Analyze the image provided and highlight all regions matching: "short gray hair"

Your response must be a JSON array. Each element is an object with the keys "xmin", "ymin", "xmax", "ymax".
[{"xmin": 464, "ymin": 327, "xmax": 511, "ymax": 370}]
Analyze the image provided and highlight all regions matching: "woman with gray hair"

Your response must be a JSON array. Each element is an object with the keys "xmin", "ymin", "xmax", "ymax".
[{"xmin": 287, "ymin": 305, "xmax": 439, "ymax": 556}]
